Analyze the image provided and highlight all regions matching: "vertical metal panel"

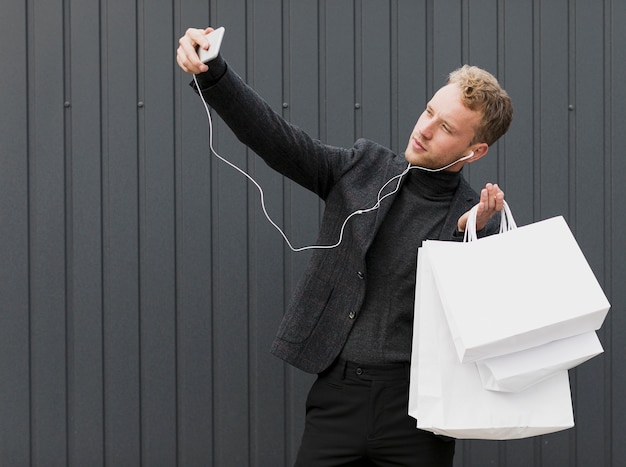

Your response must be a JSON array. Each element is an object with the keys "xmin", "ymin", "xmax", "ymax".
[
  {"xmin": 609, "ymin": 2, "xmax": 626, "ymax": 466},
  {"xmin": 67, "ymin": 0, "xmax": 105, "ymax": 463},
  {"xmin": 140, "ymin": 0, "xmax": 179, "ymax": 464},
  {"xmin": 1, "ymin": 0, "xmax": 624, "ymax": 466},
  {"xmin": 0, "ymin": 0, "xmax": 31, "ymax": 465},
  {"xmin": 28, "ymin": 0, "xmax": 69, "ymax": 465},
  {"xmin": 324, "ymin": 1, "xmax": 356, "ymax": 147},
  {"xmin": 101, "ymin": 0, "xmax": 142, "ymax": 463},
  {"xmin": 361, "ymin": 1, "xmax": 392, "ymax": 147},
  {"xmin": 432, "ymin": 1, "xmax": 462, "ymax": 90},
  {"xmin": 175, "ymin": 0, "xmax": 215, "ymax": 464}
]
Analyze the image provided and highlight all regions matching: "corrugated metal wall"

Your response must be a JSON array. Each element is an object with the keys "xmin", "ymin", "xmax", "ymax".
[{"xmin": 1, "ymin": 0, "xmax": 623, "ymax": 465}]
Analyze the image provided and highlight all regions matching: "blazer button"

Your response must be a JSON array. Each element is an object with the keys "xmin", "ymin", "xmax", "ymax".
[
  {"xmin": 348, "ymin": 311, "xmax": 356, "ymax": 319},
  {"xmin": 357, "ymin": 271, "xmax": 365, "ymax": 279}
]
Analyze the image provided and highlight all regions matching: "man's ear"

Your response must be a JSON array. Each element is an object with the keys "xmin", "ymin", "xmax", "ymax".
[{"xmin": 467, "ymin": 143, "xmax": 489, "ymax": 162}]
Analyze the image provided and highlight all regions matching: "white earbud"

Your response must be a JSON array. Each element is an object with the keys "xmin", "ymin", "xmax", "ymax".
[{"xmin": 460, "ymin": 150, "xmax": 474, "ymax": 161}]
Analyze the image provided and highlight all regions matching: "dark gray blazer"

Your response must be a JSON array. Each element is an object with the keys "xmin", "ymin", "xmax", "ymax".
[{"xmin": 197, "ymin": 64, "xmax": 498, "ymax": 374}]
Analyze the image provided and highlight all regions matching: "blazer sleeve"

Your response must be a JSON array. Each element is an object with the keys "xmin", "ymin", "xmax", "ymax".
[{"xmin": 192, "ymin": 59, "xmax": 356, "ymax": 200}]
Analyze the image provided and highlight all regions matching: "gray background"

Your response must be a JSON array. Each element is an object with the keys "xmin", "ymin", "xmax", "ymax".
[{"xmin": 1, "ymin": 0, "xmax": 623, "ymax": 465}]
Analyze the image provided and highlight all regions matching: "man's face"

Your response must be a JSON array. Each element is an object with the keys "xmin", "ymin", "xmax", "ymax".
[{"xmin": 404, "ymin": 83, "xmax": 483, "ymax": 172}]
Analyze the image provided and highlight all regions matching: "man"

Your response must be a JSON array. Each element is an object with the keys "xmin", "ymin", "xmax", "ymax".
[{"xmin": 177, "ymin": 27, "xmax": 512, "ymax": 466}]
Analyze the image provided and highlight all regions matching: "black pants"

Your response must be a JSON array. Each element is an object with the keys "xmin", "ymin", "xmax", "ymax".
[{"xmin": 294, "ymin": 360, "xmax": 455, "ymax": 467}]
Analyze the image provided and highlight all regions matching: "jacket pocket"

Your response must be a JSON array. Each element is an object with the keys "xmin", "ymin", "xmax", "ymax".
[{"xmin": 275, "ymin": 274, "xmax": 335, "ymax": 344}]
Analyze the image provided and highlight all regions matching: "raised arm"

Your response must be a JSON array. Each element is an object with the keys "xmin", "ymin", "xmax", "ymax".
[{"xmin": 175, "ymin": 27, "xmax": 354, "ymax": 199}]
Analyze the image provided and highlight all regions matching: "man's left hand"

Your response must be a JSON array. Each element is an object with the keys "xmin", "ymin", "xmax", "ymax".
[{"xmin": 457, "ymin": 183, "xmax": 505, "ymax": 232}]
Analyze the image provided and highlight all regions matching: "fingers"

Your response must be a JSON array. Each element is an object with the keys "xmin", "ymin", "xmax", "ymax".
[
  {"xmin": 474, "ymin": 183, "xmax": 505, "ymax": 231},
  {"xmin": 479, "ymin": 183, "xmax": 504, "ymax": 213},
  {"xmin": 176, "ymin": 27, "xmax": 213, "ymax": 74}
]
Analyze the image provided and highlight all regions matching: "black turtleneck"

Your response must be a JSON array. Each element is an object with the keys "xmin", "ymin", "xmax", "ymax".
[{"xmin": 339, "ymin": 167, "xmax": 461, "ymax": 364}]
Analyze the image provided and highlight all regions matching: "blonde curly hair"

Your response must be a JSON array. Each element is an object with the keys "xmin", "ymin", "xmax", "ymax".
[{"xmin": 448, "ymin": 65, "xmax": 513, "ymax": 146}]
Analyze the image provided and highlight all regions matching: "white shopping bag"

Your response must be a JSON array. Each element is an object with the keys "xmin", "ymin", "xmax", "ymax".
[
  {"xmin": 476, "ymin": 331, "xmax": 604, "ymax": 393},
  {"xmin": 409, "ymin": 246, "xmax": 574, "ymax": 440},
  {"xmin": 426, "ymin": 203, "xmax": 610, "ymax": 363}
]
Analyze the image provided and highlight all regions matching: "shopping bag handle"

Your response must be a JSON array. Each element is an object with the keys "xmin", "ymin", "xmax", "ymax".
[{"xmin": 463, "ymin": 200, "xmax": 517, "ymax": 242}]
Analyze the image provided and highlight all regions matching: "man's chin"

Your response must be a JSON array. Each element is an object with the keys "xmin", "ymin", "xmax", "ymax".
[{"xmin": 404, "ymin": 152, "xmax": 427, "ymax": 167}]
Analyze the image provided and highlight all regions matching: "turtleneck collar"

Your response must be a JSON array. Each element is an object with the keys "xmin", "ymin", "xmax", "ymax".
[{"xmin": 403, "ymin": 166, "xmax": 461, "ymax": 201}]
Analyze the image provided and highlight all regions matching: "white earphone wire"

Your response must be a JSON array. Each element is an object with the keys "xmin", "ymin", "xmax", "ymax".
[{"xmin": 193, "ymin": 74, "xmax": 473, "ymax": 252}]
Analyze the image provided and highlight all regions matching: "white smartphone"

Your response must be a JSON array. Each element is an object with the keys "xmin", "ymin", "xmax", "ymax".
[{"xmin": 198, "ymin": 27, "xmax": 225, "ymax": 63}]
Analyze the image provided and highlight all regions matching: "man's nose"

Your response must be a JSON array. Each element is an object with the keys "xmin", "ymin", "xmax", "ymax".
[{"xmin": 418, "ymin": 121, "xmax": 434, "ymax": 140}]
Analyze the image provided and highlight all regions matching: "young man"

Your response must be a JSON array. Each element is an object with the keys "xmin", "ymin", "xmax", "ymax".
[{"xmin": 177, "ymin": 27, "xmax": 512, "ymax": 467}]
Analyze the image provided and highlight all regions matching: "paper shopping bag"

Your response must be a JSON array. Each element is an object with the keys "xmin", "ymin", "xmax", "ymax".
[
  {"xmin": 476, "ymin": 331, "xmax": 603, "ymax": 392},
  {"xmin": 425, "ymin": 213, "xmax": 610, "ymax": 363},
  {"xmin": 409, "ymin": 245, "xmax": 575, "ymax": 440}
]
